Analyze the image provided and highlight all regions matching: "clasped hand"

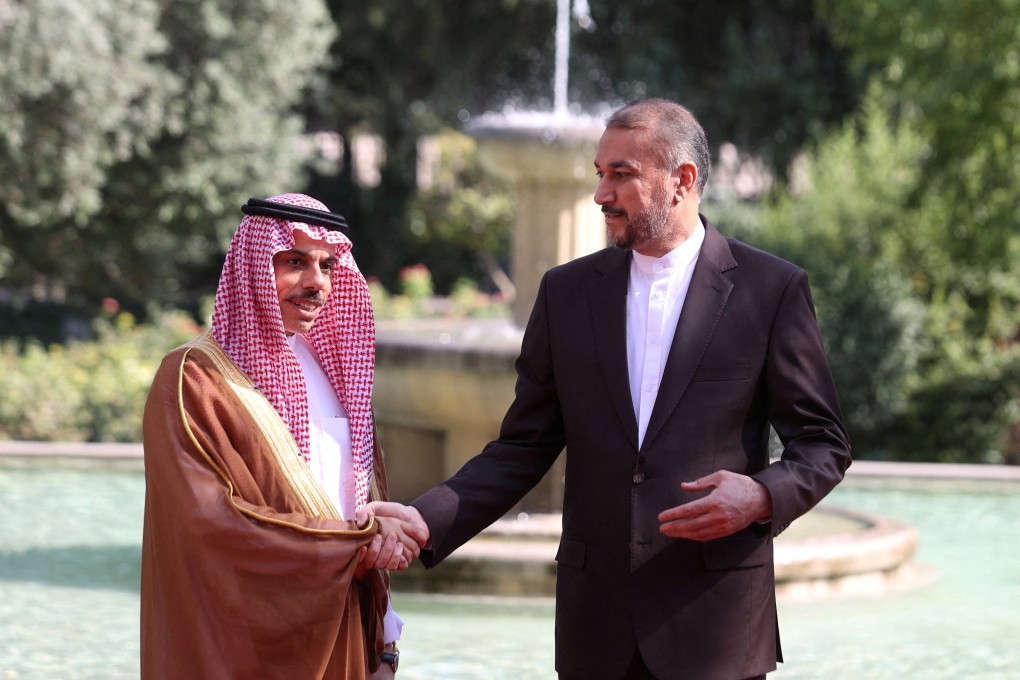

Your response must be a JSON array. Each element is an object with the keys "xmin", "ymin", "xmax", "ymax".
[
  {"xmin": 354, "ymin": 502, "xmax": 431, "ymax": 572},
  {"xmin": 657, "ymin": 470, "xmax": 772, "ymax": 542}
]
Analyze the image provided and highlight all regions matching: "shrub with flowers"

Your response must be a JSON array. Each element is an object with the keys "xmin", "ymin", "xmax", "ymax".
[
  {"xmin": 0, "ymin": 273, "xmax": 509, "ymax": 442},
  {"xmin": 0, "ymin": 307, "xmax": 202, "ymax": 442}
]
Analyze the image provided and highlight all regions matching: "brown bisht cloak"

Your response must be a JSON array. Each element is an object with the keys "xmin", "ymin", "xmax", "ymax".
[{"xmin": 140, "ymin": 334, "xmax": 389, "ymax": 679}]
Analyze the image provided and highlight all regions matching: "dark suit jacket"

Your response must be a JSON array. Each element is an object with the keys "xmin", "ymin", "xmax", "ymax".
[{"xmin": 413, "ymin": 218, "xmax": 851, "ymax": 680}]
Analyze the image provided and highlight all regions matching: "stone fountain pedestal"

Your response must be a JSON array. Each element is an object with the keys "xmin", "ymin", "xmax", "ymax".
[
  {"xmin": 374, "ymin": 114, "xmax": 610, "ymax": 511},
  {"xmin": 373, "ymin": 319, "xmax": 551, "ymax": 509},
  {"xmin": 468, "ymin": 114, "xmax": 606, "ymax": 327}
]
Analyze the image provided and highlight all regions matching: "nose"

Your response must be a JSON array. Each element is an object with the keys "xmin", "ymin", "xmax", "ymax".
[
  {"xmin": 594, "ymin": 175, "xmax": 613, "ymax": 206},
  {"xmin": 301, "ymin": 264, "xmax": 329, "ymax": 292}
]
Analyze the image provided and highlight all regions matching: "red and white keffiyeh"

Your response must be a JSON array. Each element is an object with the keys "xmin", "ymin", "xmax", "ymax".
[{"xmin": 211, "ymin": 193, "xmax": 376, "ymax": 508}]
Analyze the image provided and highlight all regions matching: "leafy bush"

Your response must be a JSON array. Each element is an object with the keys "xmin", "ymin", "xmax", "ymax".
[
  {"xmin": 752, "ymin": 91, "xmax": 1019, "ymax": 463},
  {"xmin": 752, "ymin": 96, "xmax": 927, "ymax": 456},
  {"xmin": 404, "ymin": 131, "xmax": 515, "ymax": 298},
  {"xmin": 0, "ymin": 283, "xmax": 511, "ymax": 444},
  {"xmin": 369, "ymin": 267, "xmax": 510, "ymax": 321},
  {"xmin": 883, "ymin": 350, "xmax": 1020, "ymax": 464},
  {"xmin": 0, "ymin": 309, "xmax": 201, "ymax": 442}
]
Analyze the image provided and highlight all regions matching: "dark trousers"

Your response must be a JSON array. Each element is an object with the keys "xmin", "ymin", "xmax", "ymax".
[{"xmin": 559, "ymin": 648, "xmax": 766, "ymax": 680}]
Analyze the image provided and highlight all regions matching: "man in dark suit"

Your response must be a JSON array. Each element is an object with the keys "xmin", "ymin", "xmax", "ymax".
[{"xmin": 361, "ymin": 98, "xmax": 851, "ymax": 679}]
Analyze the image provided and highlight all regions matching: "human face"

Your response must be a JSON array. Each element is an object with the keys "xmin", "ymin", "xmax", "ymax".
[
  {"xmin": 593, "ymin": 126, "xmax": 677, "ymax": 256},
  {"xmin": 273, "ymin": 230, "xmax": 336, "ymax": 335}
]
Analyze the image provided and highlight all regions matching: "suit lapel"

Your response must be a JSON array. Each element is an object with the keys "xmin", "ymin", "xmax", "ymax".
[
  {"xmin": 642, "ymin": 221, "xmax": 737, "ymax": 450},
  {"xmin": 589, "ymin": 248, "xmax": 639, "ymax": 450}
]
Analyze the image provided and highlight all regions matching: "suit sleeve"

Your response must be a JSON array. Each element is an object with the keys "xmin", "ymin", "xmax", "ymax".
[
  {"xmin": 753, "ymin": 269, "xmax": 852, "ymax": 535},
  {"xmin": 413, "ymin": 273, "xmax": 567, "ymax": 565}
]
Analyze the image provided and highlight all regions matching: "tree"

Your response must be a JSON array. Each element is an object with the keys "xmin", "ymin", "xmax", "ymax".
[
  {"xmin": 312, "ymin": 0, "xmax": 556, "ymax": 288},
  {"xmin": 821, "ymin": 0, "xmax": 1020, "ymax": 327},
  {"xmin": 570, "ymin": 0, "xmax": 861, "ymax": 178},
  {"xmin": 312, "ymin": 0, "xmax": 862, "ymax": 290},
  {"xmin": 752, "ymin": 96, "xmax": 928, "ymax": 456},
  {"xmin": 0, "ymin": 0, "xmax": 168, "ymax": 289},
  {"xmin": 819, "ymin": 0, "xmax": 1020, "ymax": 462},
  {"xmin": 0, "ymin": 0, "xmax": 334, "ymax": 312}
]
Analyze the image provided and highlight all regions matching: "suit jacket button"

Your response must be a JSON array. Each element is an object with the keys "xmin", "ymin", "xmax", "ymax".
[{"xmin": 632, "ymin": 472, "xmax": 645, "ymax": 484}]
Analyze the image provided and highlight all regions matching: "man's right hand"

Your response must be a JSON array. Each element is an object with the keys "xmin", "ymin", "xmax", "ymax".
[
  {"xmin": 357, "ymin": 502, "xmax": 431, "ymax": 550},
  {"xmin": 356, "ymin": 514, "xmax": 420, "ymax": 572}
]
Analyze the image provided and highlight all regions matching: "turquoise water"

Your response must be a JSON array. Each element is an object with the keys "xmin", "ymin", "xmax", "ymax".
[
  {"xmin": 0, "ymin": 466, "xmax": 141, "ymax": 679},
  {"xmin": 1, "ymin": 464, "xmax": 1018, "ymax": 679}
]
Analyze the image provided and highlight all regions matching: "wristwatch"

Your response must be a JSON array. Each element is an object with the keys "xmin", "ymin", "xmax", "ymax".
[{"xmin": 380, "ymin": 643, "xmax": 399, "ymax": 672}]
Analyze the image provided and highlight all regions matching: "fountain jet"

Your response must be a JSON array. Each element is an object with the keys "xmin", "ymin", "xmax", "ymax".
[{"xmin": 468, "ymin": 0, "xmax": 607, "ymax": 327}]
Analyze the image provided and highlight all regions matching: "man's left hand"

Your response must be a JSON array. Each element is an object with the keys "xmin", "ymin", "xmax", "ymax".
[{"xmin": 657, "ymin": 470, "xmax": 772, "ymax": 541}]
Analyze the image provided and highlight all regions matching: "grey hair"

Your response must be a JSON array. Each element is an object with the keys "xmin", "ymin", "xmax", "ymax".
[{"xmin": 606, "ymin": 98, "xmax": 712, "ymax": 196}]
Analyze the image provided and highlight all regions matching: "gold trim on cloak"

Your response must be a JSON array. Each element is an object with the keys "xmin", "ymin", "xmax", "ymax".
[{"xmin": 176, "ymin": 331, "xmax": 374, "ymax": 536}]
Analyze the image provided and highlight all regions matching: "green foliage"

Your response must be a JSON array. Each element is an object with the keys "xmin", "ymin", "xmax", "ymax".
[
  {"xmin": 883, "ymin": 348, "xmax": 1020, "ymax": 465},
  {"xmin": 573, "ymin": 0, "xmax": 861, "ymax": 177},
  {"xmin": 821, "ymin": 0, "xmax": 1019, "ymax": 199},
  {"xmin": 752, "ymin": 96, "xmax": 928, "ymax": 455},
  {"xmin": 814, "ymin": 0, "xmax": 1020, "ymax": 463},
  {"xmin": 0, "ymin": 310, "xmax": 201, "ymax": 442},
  {"xmin": 0, "ymin": 0, "xmax": 334, "ymax": 308},
  {"xmin": 398, "ymin": 264, "xmax": 434, "ymax": 302},
  {"xmin": 369, "ymin": 265, "xmax": 510, "ymax": 321},
  {"xmin": 371, "ymin": 264, "xmax": 435, "ymax": 319},
  {"xmin": 753, "ymin": 85, "xmax": 1020, "ymax": 463},
  {"xmin": 448, "ymin": 278, "xmax": 509, "ymax": 319},
  {"xmin": 405, "ymin": 131, "xmax": 515, "ymax": 295},
  {"xmin": 820, "ymin": 0, "xmax": 1020, "ymax": 332},
  {"xmin": 0, "ymin": 0, "xmax": 168, "ymax": 226}
]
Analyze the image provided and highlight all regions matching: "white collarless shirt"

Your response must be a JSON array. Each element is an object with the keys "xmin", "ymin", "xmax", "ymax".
[
  {"xmin": 288, "ymin": 333, "xmax": 403, "ymax": 644},
  {"xmin": 288, "ymin": 333, "xmax": 357, "ymax": 519},
  {"xmin": 627, "ymin": 221, "xmax": 705, "ymax": 448}
]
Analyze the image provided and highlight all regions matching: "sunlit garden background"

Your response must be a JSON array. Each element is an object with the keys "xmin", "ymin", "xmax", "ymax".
[{"xmin": 1, "ymin": 0, "xmax": 1019, "ymax": 678}]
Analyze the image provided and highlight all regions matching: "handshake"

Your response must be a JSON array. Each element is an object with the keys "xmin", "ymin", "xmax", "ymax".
[{"xmin": 353, "ymin": 502, "xmax": 431, "ymax": 573}]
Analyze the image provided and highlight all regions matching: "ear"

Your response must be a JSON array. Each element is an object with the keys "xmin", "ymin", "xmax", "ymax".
[{"xmin": 671, "ymin": 162, "xmax": 698, "ymax": 202}]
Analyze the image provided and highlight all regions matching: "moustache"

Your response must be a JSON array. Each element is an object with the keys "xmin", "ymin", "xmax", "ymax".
[
  {"xmin": 602, "ymin": 206, "xmax": 626, "ymax": 218},
  {"xmin": 292, "ymin": 292, "xmax": 326, "ymax": 306}
]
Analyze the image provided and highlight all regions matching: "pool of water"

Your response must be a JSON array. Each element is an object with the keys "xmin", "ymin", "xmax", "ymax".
[{"xmin": 1, "ymin": 463, "xmax": 1017, "ymax": 679}]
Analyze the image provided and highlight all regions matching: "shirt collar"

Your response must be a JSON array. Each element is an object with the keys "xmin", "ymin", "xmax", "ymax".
[{"xmin": 631, "ymin": 219, "xmax": 706, "ymax": 275}]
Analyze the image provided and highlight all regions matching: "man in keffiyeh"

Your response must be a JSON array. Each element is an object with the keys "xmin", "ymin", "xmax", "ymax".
[{"xmin": 141, "ymin": 193, "xmax": 420, "ymax": 679}]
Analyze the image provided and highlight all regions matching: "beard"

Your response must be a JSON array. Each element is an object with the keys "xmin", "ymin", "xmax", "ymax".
[{"xmin": 605, "ymin": 182, "xmax": 673, "ymax": 250}]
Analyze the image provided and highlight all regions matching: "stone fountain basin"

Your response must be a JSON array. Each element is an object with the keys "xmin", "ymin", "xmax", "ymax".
[{"xmin": 387, "ymin": 504, "xmax": 921, "ymax": 602}]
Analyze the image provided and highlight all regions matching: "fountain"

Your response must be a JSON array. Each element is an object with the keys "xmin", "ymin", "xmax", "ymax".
[
  {"xmin": 465, "ymin": 0, "xmax": 606, "ymax": 328},
  {"xmin": 375, "ymin": 0, "xmax": 607, "ymax": 512}
]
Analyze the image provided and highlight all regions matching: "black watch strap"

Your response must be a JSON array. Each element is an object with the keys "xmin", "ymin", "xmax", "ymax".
[{"xmin": 380, "ymin": 647, "xmax": 399, "ymax": 672}]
